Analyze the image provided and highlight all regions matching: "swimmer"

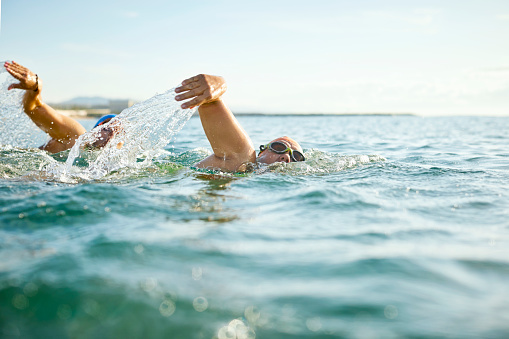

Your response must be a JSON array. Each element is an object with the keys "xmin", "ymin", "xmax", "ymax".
[
  {"xmin": 175, "ymin": 74, "xmax": 305, "ymax": 172},
  {"xmin": 3, "ymin": 61, "xmax": 117, "ymax": 153},
  {"xmin": 4, "ymin": 61, "xmax": 305, "ymax": 172}
]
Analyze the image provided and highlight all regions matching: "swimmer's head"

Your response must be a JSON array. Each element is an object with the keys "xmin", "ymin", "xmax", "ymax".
[
  {"xmin": 93, "ymin": 114, "xmax": 117, "ymax": 129},
  {"xmin": 86, "ymin": 114, "xmax": 118, "ymax": 149},
  {"xmin": 257, "ymin": 136, "xmax": 305, "ymax": 164},
  {"xmin": 89, "ymin": 127, "xmax": 115, "ymax": 149}
]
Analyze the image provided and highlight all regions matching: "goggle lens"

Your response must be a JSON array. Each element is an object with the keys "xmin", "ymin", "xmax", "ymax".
[
  {"xmin": 259, "ymin": 141, "xmax": 305, "ymax": 162},
  {"xmin": 292, "ymin": 151, "xmax": 305, "ymax": 162},
  {"xmin": 270, "ymin": 141, "xmax": 289, "ymax": 152}
]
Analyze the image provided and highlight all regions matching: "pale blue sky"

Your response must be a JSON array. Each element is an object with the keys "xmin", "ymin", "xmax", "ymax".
[{"xmin": 1, "ymin": 0, "xmax": 508, "ymax": 115}]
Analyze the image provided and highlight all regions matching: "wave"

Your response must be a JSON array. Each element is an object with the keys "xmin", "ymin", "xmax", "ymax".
[
  {"xmin": 0, "ymin": 144, "xmax": 386, "ymax": 183},
  {"xmin": 261, "ymin": 149, "xmax": 385, "ymax": 175}
]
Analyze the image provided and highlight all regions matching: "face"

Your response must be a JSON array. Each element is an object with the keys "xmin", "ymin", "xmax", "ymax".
[
  {"xmin": 91, "ymin": 128, "xmax": 114, "ymax": 148},
  {"xmin": 90, "ymin": 118, "xmax": 115, "ymax": 148},
  {"xmin": 257, "ymin": 136, "xmax": 304, "ymax": 164}
]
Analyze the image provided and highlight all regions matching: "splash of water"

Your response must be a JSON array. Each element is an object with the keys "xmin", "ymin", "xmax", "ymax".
[
  {"xmin": 259, "ymin": 150, "xmax": 386, "ymax": 175},
  {"xmin": 59, "ymin": 88, "xmax": 196, "ymax": 180},
  {"xmin": 0, "ymin": 62, "xmax": 46, "ymax": 147}
]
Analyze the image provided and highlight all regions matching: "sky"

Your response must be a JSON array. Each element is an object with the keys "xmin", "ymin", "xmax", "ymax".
[{"xmin": 0, "ymin": 0, "xmax": 508, "ymax": 116}]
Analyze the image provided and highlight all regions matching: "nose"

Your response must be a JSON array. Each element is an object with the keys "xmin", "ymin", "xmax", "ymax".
[{"xmin": 279, "ymin": 153, "xmax": 291, "ymax": 163}]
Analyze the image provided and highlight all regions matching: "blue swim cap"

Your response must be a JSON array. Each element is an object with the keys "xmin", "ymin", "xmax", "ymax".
[{"xmin": 93, "ymin": 114, "xmax": 117, "ymax": 128}]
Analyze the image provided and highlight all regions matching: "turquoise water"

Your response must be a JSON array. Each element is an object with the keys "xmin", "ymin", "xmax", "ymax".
[{"xmin": 1, "ymin": 115, "xmax": 509, "ymax": 338}]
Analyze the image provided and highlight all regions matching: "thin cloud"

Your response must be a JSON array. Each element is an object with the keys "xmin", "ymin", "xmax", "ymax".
[
  {"xmin": 479, "ymin": 67, "xmax": 509, "ymax": 73},
  {"xmin": 122, "ymin": 11, "xmax": 139, "ymax": 19},
  {"xmin": 364, "ymin": 8, "xmax": 441, "ymax": 26},
  {"xmin": 497, "ymin": 14, "xmax": 509, "ymax": 20},
  {"xmin": 60, "ymin": 43, "xmax": 132, "ymax": 59},
  {"xmin": 268, "ymin": 8, "xmax": 441, "ymax": 35}
]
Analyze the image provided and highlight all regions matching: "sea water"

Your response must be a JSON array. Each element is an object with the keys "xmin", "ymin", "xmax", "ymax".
[{"xmin": 1, "ymin": 81, "xmax": 509, "ymax": 337}]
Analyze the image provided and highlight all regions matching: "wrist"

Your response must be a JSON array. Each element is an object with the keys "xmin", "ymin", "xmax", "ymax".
[
  {"xmin": 33, "ymin": 74, "xmax": 39, "ymax": 92},
  {"xmin": 23, "ymin": 86, "xmax": 43, "ymax": 110},
  {"xmin": 199, "ymin": 98, "xmax": 223, "ymax": 108}
]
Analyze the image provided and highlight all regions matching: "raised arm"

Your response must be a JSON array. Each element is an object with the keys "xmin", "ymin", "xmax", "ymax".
[
  {"xmin": 175, "ymin": 74, "xmax": 256, "ymax": 172},
  {"xmin": 4, "ymin": 61, "xmax": 86, "ymax": 153}
]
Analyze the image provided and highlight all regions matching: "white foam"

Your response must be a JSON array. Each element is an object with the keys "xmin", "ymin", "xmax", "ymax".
[{"xmin": 62, "ymin": 88, "xmax": 196, "ymax": 179}]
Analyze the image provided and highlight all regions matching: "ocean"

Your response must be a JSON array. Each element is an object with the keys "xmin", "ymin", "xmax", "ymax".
[{"xmin": 1, "ymin": 113, "xmax": 509, "ymax": 339}]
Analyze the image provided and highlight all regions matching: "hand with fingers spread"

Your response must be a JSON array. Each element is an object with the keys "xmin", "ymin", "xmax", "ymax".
[
  {"xmin": 175, "ymin": 74, "xmax": 227, "ymax": 109},
  {"xmin": 4, "ymin": 61, "xmax": 40, "ymax": 92}
]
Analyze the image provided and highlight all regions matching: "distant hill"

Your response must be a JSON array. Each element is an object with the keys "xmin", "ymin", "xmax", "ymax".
[{"xmin": 54, "ymin": 96, "xmax": 110, "ymax": 108}]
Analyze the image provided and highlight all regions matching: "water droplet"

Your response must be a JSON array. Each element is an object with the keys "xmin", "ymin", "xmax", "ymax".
[
  {"xmin": 217, "ymin": 319, "xmax": 255, "ymax": 339},
  {"xmin": 57, "ymin": 304, "xmax": 72, "ymax": 320},
  {"xmin": 63, "ymin": 88, "xmax": 196, "ymax": 180},
  {"xmin": 82, "ymin": 299, "xmax": 100, "ymax": 316},
  {"xmin": 236, "ymin": 325, "xmax": 256, "ymax": 339},
  {"xmin": 164, "ymin": 291, "xmax": 178, "ymax": 302},
  {"xmin": 159, "ymin": 300, "xmax": 176, "ymax": 317},
  {"xmin": 192, "ymin": 267, "xmax": 202, "ymax": 280},
  {"xmin": 134, "ymin": 244, "xmax": 144, "ymax": 254},
  {"xmin": 104, "ymin": 207, "xmax": 111, "ymax": 212},
  {"xmin": 18, "ymin": 213, "xmax": 25, "ymax": 219},
  {"xmin": 37, "ymin": 201, "xmax": 46, "ymax": 208},
  {"xmin": 244, "ymin": 306, "xmax": 260, "ymax": 324},
  {"xmin": 141, "ymin": 277, "xmax": 157, "ymax": 291},
  {"xmin": 306, "ymin": 317, "xmax": 322, "ymax": 332},
  {"xmin": 12, "ymin": 294, "xmax": 29, "ymax": 310},
  {"xmin": 193, "ymin": 296, "xmax": 208, "ymax": 312},
  {"xmin": 384, "ymin": 305, "xmax": 398, "ymax": 319},
  {"xmin": 217, "ymin": 326, "xmax": 236, "ymax": 339}
]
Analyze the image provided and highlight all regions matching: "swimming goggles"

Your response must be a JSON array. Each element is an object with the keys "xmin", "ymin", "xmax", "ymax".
[{"xmin": 259, "ymin": 141, "xmax": 305, "ymax": 162}]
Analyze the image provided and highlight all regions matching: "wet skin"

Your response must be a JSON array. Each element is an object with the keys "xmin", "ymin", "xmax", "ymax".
[{"xmin": 257, "ymin": 137, "xmax": 304, "ymax": 165}]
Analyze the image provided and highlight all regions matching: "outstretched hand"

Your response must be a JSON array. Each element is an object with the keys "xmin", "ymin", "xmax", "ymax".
[
  {"xmin": 175, "ymin": 74, "xmax": 226, "ymax": 109},
  {"xmin": 4, "ymin": 61, "xmax": 39, "ymax": 91}
]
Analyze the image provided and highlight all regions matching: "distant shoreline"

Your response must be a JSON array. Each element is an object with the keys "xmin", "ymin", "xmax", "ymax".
[
  {"xmin": 68, "ymin": 110, "xmax": 416, "ymax": 119},
  {"xmin": 51, "ymin": 98, "xmax": 416, "ymax": 118},
  {"xmin": 224, "ymin": 112, "xmax": 416, "ymax": 117}
]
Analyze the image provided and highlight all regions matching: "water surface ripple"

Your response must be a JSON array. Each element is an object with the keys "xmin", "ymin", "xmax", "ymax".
[{"xmin": 1, "ymin": 116, "xmax": 509, "ymax": 339}]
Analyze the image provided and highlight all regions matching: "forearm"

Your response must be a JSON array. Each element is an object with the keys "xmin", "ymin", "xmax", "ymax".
[
  {"xmin": 22, "ymin": 88, "xmax": 43, "ymax": 113},
  {"xmin": 22, "ymin": 90, "xmax": 86, "ymax": 143},
  {"xmin": 198, "ymin": 99, "xmax": 254, "ymax": 159}
]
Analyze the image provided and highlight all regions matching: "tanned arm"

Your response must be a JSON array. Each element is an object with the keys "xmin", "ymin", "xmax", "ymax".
[
  {"xmin": 175, "ymin": 74, "xmax": 256, "ymax": 172},
  {"xmin": 4, "ymin": 61, "xmax": 86, "ymax": 153}
]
